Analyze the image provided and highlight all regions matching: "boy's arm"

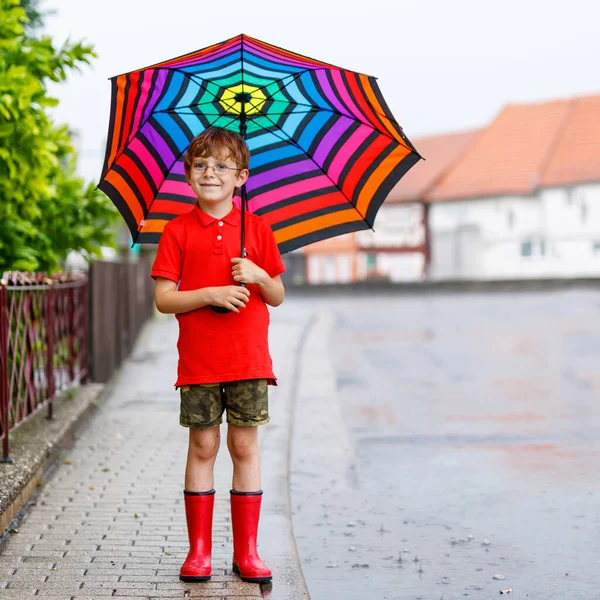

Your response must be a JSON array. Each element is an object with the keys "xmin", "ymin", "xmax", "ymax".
[
  {"xmin": 231, "ymin": 259, "xmax": 285, "ymax": 307},
  {"xmin": 154, "ymin": 277, "xmax": 250, "ymax": 314},
  {"xmin": 257, "ymin": 274, "xmax": 285, "ymax": 307}
]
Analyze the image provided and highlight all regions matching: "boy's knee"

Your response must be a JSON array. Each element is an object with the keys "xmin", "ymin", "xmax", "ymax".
[
  {"xmin": 189, "ymin": 431, "xmax": 219, "ymax": 461},
  {"xmin": 227, "ymin": 431, "xmax": 258, "ymax": 461}
]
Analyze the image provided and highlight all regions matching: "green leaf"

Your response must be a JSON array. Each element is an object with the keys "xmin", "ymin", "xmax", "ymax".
[{"xmin": 0, "ymin": 0, "xmax": 117, "ymax": 273}]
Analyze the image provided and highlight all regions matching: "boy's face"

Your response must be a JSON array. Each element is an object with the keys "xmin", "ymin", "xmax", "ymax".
[{"xmin": 186, "ymin": 152, "xmax": 248, "ymax": 207}]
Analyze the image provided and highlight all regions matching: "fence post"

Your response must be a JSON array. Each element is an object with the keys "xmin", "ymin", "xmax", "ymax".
[
  {"xmin": 81, "ymin": 281, "xmax": 89, "ymax": 384},
  {"xmin": 68, "ymin": 286, "xmax": 75, "ymax": 381},
  {"xmin": 0, "ymin": 278, "xmax": 11, "ymax": 461},
  {"xmin": 45, "ymin": 281, "xmax": 55, "ymax": 420}
]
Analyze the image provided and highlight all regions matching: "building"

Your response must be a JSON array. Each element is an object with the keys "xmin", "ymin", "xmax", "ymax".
[
  {"xmin": 302, "ymin": 92, "xmax": 600, "ymax": 282},
  {"xmin": 427, "ymin": 94, "xmax": 600, "ymax": 279},
  {"xmin": 302, "ymin": 233, "xmax": 358, "ymax": 284},
  {"xmin": 355, "ymin": 129, "xmax": 479, "ymax": 281}
]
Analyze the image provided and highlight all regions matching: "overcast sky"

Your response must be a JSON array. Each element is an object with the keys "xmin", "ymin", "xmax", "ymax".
[{"xmin": 43, "ymin": 0, "xmax": 599, "ymax": 183}]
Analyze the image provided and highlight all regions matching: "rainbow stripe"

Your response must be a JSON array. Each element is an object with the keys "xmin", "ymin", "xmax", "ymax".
[{"xmin": 99, "ymin": 34, "xmax": 421, "ymax": 251}]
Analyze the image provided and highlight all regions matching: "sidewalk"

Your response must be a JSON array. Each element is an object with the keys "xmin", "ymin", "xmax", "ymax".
[{"xmin": 0, "ymin": 308, "xmax": 313, "ymax": 599}]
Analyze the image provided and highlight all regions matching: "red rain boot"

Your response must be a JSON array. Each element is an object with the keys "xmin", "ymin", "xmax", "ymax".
[
  {"xmin": 179, "ymin": 489, "xmax": 215, "ymax": 582},
  {"xmin": 230, "ymin": 490, "xmax": 272, "ymax": 583}
]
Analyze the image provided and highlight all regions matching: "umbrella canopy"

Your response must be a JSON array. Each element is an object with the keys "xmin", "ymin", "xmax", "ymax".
[{"xmin": 99, "ymin": 34, "xmax": 422, "ymax": 252}]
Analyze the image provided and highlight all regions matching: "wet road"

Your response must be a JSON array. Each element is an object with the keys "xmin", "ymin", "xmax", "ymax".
[{"xmin": 286, "ymin": 289, "xmax": 600, "ymax": 600}]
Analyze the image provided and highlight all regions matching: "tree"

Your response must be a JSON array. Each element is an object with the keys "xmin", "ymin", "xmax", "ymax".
[
  {"xmin": 0, "ymin": 0, "xmax": 118, "ymax": 273},
  {"xmin": 21, "ymin": 0, "xmax": 46, "ymax": 31}
]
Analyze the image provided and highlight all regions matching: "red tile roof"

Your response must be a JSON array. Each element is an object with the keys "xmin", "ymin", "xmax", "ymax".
[
  {"xmin": 426, "ymin": 93, "xmax": 600, "ymax": 202},
  {"xmin": 385, "ymin": 130, "xmax": 480, "ymax": 203},
  {"xmin": 427, "ymin": 100, "xmax": 571, "ymax": 201},
  {"xmin": 540, "ymin": 94, "xmax": 600, "ymax": 187}
]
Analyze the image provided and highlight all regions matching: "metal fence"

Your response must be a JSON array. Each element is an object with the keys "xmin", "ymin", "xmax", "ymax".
[
  {"xmin": 0, "ymin": 272, "xmax": 88, "ymax": 461},
  {"xmin": 0, "ymin": 260, "xmax": 155, "ymax": 460},
  {"xmin": 88, "ymin": 260, "xmax": 155, "ymax": 384}
]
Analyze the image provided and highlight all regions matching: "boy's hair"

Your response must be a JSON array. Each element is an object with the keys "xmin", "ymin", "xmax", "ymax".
[{"xmin": 184, "ymin": 127, "xmax": 250, "ymax": 178}]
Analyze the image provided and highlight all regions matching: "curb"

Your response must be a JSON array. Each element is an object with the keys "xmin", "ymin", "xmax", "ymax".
[
  {"xmin": 286, "ymin": 277, "xmax": 600, "ymax": 296},
  {"xmin": 259, "ymin": 312, "xmax": 316, "ymax": 599},
  {"xmin": 0, "ymin": 383, "xmax": 104, "ymax": 538}
]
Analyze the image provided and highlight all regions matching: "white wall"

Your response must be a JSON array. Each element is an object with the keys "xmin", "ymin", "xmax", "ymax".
[
  {"xmin": 429, "ymin": 195, "xmax": 538, "ymax": 279},
  {"xmin": 428, "ymin": 183, "xmax": 600, "ymax": 279},
  {"xmin": 539, "ymin": 183, "xmax": 600, "ymax": 276},
  {"xmin": 376, "ymin": 252, "xmax": 424, "ymax": 282}
]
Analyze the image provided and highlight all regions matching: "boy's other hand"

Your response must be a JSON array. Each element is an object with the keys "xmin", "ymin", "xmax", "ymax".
[
  {"xmin": 231, "ymin": 257, "xmax": 268, "ymax": 285},
  {"xmin": 209, "ymin": 285, "xmax": 250, "ymax": 313}
]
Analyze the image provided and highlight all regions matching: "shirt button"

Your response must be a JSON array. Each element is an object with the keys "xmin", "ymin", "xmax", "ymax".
[
  {"xmin": 217, "ymin": 235, "xmax": 222, "ymax": 240},
  {"xmin": 218, "ymin": 221, "xmax": 223, "ymax": 226}
]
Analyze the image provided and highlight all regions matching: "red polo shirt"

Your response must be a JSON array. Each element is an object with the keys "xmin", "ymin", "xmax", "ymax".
[{"xmin": 151, "ymin": 204, "xmax": 285, "ymax": 387}]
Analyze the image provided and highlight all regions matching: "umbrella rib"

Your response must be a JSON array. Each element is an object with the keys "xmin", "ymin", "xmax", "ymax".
[
  {"xmin": 155, "ymin": 99, "xmax": 323, "ymax": 114},
  {"xmin": 154, "ymin": 106, "xmax": 326, "ymax": 118}
]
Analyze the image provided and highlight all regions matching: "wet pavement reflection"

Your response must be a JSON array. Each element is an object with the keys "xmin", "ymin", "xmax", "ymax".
[{"xmin": 288, "ymin": 289, "xmax": 600, "ymax": 600}]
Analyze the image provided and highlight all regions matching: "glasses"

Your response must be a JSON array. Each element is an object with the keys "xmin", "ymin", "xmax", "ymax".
[{"xmin": 192, "ymin": 161, "xmax": 240, "ymax": 175}]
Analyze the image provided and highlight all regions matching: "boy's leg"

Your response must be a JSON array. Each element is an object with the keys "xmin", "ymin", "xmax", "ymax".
[
  {"xmin": 224, "ymin": 380, "xmax": 272, "ymax": 583},
  {"xmin": 227, "ymin": 425, "xmax": 260, "ymax": 491},
  {"xmin": 179, "ymin": 384, "xmax": 224, "ymax": 582},
  {"xmin": 180, "ymin": 383, "xmax": 224, "ymax": 490},
  {"xmin": 186, "ymin": 426, "xmax": 220, "ymax": 491}
]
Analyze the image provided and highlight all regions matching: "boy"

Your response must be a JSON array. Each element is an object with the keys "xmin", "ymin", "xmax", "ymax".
[{"xmin": 151, "ymin": 127, "xmax": 285, "ymax": 584}]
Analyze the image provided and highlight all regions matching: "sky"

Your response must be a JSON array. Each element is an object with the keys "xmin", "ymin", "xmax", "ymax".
[{"xmin": 43, "ymin": 0, "xmax": 600, "ymax": 184}]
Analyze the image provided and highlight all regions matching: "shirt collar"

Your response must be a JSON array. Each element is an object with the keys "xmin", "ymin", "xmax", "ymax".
[{"xmin": 193, "ymin": 203, "xmax": 241, "ymax": 228}]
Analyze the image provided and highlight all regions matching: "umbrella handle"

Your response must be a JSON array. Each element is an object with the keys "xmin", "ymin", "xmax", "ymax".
[
  {"xmin": 209, "ymin": 268, "xmax": 246, "ymax": 313},
  {"xmin": 210, "ymin": 305, "xmax": 230, "ymax": 314}
]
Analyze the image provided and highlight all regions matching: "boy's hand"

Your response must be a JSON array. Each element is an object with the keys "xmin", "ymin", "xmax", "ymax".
[
  {"xmin": 208, "ymin": 285, "xmax": 250, "ymax": 313},
  {"xmin": 231, "ymin": 257, "xmax": 268, "ymax": 285}
]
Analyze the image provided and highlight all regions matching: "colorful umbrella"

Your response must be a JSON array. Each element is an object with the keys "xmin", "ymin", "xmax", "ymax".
[{"xmin": 99, "ymin": 34, "xmax": 421, "ymax": 253}]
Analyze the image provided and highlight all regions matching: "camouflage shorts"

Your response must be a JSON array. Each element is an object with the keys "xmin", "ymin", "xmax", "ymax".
[{"xmin": 179, "ymin": 379, "xmax": 269, "ymax": 428}]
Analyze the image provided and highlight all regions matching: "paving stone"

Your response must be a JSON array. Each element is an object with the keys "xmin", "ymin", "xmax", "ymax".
[{"xmin": 1, "ymin": 573, "xmax": 46, "ymax": 582}]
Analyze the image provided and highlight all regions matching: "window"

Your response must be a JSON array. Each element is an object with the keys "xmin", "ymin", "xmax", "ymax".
[
  {"xmin": 593, "ymin": 242, "xmax": 600, "ymax": 256},
  {"xmin": 366, "ymin": 253, "xmax": 377, "ymax": 272},
  {"xmin": 521, "ymin": 239, "xmax": 547, "ymax": 258}
]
